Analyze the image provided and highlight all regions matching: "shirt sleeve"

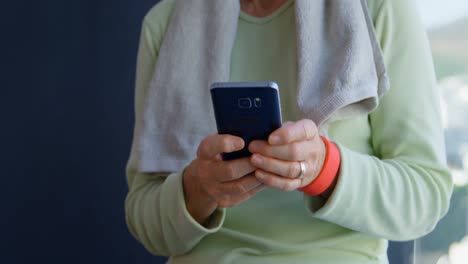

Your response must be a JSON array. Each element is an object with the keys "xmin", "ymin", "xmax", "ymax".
[
  {"xmin": 124, "ymin": 2, "xmax": 226, "ymax": 256},
  {"xmin": 305, "ymin": 0, "xmax": 453, "ymax": 241}
]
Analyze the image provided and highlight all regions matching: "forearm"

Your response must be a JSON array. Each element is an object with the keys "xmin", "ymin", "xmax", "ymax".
[
  {"xmin": 307, "ymin": 146, "xmax": 452, "ymax": 241},
  {"xmin": 125, "ymin": 170, "xmax": 225, "ymax": 256}
]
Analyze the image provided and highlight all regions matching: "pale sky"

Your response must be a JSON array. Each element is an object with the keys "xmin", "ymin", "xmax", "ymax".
[{"xmin": 417, "ymin": 0, "xmax": 468, "ymax": 28}]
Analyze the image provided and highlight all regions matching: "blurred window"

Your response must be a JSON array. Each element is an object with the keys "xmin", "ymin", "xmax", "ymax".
[{"xmin": 415, "ymin": 1, "xmax": 468, "ymax": 263}]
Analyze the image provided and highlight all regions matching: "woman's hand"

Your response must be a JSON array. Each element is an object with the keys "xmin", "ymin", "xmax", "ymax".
[
  {"xmin": 183, "ymin": 134, "xmax": 265, "ymax": 225},
  {"xmin": 248, "ymin": 119, "xmax": 326, "ymax": 191}
]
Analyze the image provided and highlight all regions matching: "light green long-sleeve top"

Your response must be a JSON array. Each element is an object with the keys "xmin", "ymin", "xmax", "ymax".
[{"xmin": 125, "ymin": 0, "xmax": 453, "ymax": 263}]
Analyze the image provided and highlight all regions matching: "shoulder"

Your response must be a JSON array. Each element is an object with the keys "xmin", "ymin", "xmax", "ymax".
[
  {"xmin": 366, "ymin": 0, "xmax": 385, "ymax": 20},
  {"xmin": 366, "ymin": 0, "xmax": 425, "ymax": 53},
  {"xmin": 367, "ymin": 0, "xmax": 421, "ymax": 24},
  {"xmin": 141, "ymin": 0, "xmax": 176, "ymax": 44},
  {"xmin": 144, "ymin": 0, "xmax": 175, "ymax": 25}
]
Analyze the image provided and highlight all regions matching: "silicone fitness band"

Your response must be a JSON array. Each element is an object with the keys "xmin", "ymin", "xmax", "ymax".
[{"xmin": 299, "ymin": 136, "xmax": 341, "ymax": 196}]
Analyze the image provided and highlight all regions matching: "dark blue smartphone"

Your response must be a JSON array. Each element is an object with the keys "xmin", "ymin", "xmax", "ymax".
[{"xmin": 210, "ymin": 81, "xmax": 282, "ymax": 160}]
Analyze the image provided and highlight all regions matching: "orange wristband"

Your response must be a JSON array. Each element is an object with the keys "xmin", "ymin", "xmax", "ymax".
[{"xmin": 299, "ymin": 136, "xmax": 341, "ymax": 196}]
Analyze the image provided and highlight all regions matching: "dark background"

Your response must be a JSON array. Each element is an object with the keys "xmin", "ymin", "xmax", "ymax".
[
  {"xmin": 1, "ymin": 0, "xmax": 411, "ymax": 263},
  {"xmin": 2, "ymin": 0, "xmax": 166, "ymax": 263}
]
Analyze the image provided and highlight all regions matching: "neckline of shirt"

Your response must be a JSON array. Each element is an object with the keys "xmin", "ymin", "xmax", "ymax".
[{"xmin": 239, "ymin": 0, "xmax": 294, "ymax": 25}]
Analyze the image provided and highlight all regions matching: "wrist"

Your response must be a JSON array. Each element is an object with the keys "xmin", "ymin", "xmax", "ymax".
[
  {"xmin": 319, "ymin": 175, "xmax": 338, "ymax": 199},
  {"xmin": 182, "ymin": 163, "xmax": 218, "ymax": 226},
  {"xmin": 299, "ymin": 136, "xmax": 341, "ymax": 196}
]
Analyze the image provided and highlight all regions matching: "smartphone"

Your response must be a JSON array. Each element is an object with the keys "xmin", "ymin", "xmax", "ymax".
[{"xmin": 210, "ymin": 81, "xmax": 282, "ymax": 160}]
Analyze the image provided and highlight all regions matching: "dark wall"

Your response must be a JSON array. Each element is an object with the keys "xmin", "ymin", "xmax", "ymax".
[{"xmin": 2, "ymin": 0, "xmax": 166, "ymax": 263}]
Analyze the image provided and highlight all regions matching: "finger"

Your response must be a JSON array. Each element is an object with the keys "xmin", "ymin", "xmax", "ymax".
[
  {"xmin": 251, "ymin": 154, "xmax": 306, "ymax": 179},
  {"xmin": 249, "ymin": 140, "xmax": 314, "ymax": 161},
  {"xmin": 268, "ymin": 119, "xmax": 318, "ymax": 145},
  {"xmin": 218, "ymin": 182, "xmax": 266, "ymax": 208},
  {"xmin": 219, "ymin": 173, "xmax": 263, "ymax": 195},
  {"xmin": 214, "ymin": 158, "xmax": 256, "ymax": 182},
  {"xmin": 197, "ymin": 134, "xmax": 245, "ymax": 160},
  {"xmin": 255, "ymin": 169, "xmax": 302, "ymax": 191}
]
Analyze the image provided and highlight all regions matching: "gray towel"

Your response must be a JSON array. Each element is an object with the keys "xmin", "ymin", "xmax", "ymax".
[{"xmin": 138, "ymin": 0, "xmax": 389, "ymax": 173}]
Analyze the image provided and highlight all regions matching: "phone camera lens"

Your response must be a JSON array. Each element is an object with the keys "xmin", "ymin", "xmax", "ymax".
[{"xmin": 238, "ymin": 98, "xmax": 252, "ymax": 108}]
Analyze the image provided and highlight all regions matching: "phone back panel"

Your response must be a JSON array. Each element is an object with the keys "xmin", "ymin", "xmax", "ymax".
[{"xmin": 210, "ymin": 82, "xmax": 282, "ymax": 160}]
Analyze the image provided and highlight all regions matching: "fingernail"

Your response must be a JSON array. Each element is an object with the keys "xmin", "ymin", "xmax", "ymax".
[
  {"xmin": 255, "ymin": 171, "xmax": 265, "ymax": 180},
  {"xmin": 234, "ymin": 139, "xmax": 244, "ymax": 149},
  {"xmin": 252, "ymin": 155, "xmax": 263, "ymax": 165},
  {"xmin": 269, "ymin": 135, "xmax": 281, "ymax": 145}
]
